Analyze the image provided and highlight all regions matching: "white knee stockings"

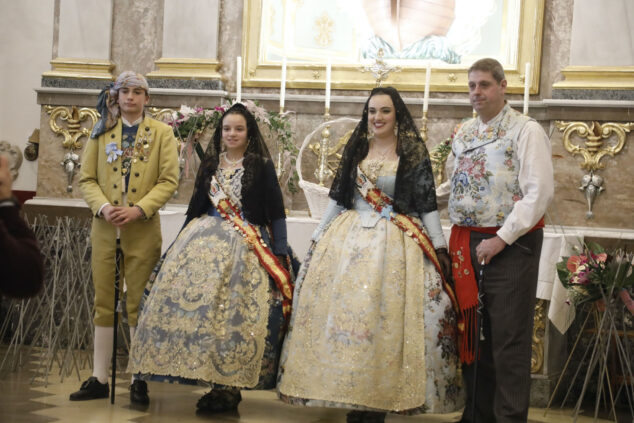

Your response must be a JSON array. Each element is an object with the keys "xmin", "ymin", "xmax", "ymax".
[
  {"xmin": 92, "ymin": 325, "xmax": 137, "ymax": 384},
  {"xmin": 92, "ymin": 326, "xmax": 113, "ymax": 384}
]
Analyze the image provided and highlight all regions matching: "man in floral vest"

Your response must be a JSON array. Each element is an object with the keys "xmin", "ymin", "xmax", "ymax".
[
  {"xmin": 70, "ymin": 71, "xmax": 179, "ymax": 404},
  {"xmin": 448, "ymin": 58, "xmax": 553, "ymax": 422}
]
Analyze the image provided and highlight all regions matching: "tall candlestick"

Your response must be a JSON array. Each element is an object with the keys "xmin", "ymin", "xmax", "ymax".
[
  {"xmin": 423, "ymin": 60, "xmax": 432, "ymax": 113},
  {"xmin": 523, "ymin": 62, "xmax": 530, "ymax": 115},
  {"xmin": 325, "ymin": 58, "xmax": 331, "ymax": 111},
  {"xmin": 280, "ymin": 57, "xmax": 287, "ymax": 109},
  {"xmin": 236, "ymin": 56, "xmax": 242, "ymax": 103}
]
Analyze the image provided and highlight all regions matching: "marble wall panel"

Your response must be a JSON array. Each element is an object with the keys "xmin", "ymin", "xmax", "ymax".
[
  {"xmin": 545, "ymin": 106, "xmax": 634, "ymax": 122},
  {"xmin": 218, "ymin": 0, "xmax": 243, "ymax": 94},
  {"xmin": 549, "ymin": 125, "xmax": 634, "ymax": 228},
  {"xmin": 111, "ymin": 0, "xmax": 163, "ymax": 76},
  {"xmin": 36, "ymin": 109, "xmax": 85, "ymax": 199},
  {"xmin": 163, "ymin": 0, "xmax": 219, "ymax": 58},
  {"xmin": 540, "ymin": 0, "xmax": 574, "ymax": 99},
  {"xmin": 570, "ymin": 0, "xmax": 634, "ymax": 66},
  {"xmin": 58, "ymin": 0, "xmax": 112, "ymax": 59}
]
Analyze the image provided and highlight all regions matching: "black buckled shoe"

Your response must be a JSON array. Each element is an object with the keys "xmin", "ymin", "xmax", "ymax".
[
  {"xmin": 129, "ymin": 380, "xmax": 149, "ymax": 405},
  {"xmin": 346, "ymin": 410, "xmax": 387, "ymax": 423},
  {"xmin": 196, "ymin": 389, "xmax": 242, "ymax": 412},
  {"xmin": 69, "ymin": 376, "xmax": 109, "ymax": 401}
]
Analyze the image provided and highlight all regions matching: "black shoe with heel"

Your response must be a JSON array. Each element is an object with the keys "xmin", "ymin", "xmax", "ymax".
[
  {"xmin": 196, "ymin": 389, "xmax": 242, "ymax": 412},
  {"xmin": 346, "ymin": 410, "xmax": 387, "ymax": 423},
  {"xmin": 129, "ymin": 380, "xmax": 149, "ymax": 405}
]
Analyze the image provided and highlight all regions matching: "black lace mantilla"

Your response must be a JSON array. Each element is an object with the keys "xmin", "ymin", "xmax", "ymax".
[
  {"xmin": 329, "ymin": 87, "xmax": 437, "ymax": 216},
  {"xmin": 186, "ymin": 103, "xmax": 284, "ymax": 225}
]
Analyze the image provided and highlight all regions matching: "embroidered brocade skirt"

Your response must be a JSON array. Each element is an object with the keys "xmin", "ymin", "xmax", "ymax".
[
  {"xmin": 278, "ymin": 210, "xmax": 463, "ymax": 413},
  {"xmin": 128, "ymin": 215, "xmax": 285, "ymax": 389}
]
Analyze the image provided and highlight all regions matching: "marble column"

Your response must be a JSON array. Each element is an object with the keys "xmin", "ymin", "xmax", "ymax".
[
  {"xmin": 552, "ymin": 0, "xmax": 634, "ymax": 99},
  {"xmin": 42, "ymin": 0, "xmax": 114, "ymax": 84},
  {"xmin": 147, "ymin": 0, "xmax": 223, "ymax": 90}
]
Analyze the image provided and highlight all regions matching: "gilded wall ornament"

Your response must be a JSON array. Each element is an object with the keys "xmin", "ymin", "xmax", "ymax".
[
  {"xmin": 45, "ymin": 106, "xmax": 99, "ymax": 151},
  {"xmin": 555, "ymin": 120, "xmax": 633, "ymax": 219},
  {"xmin": 531, "ymin": 299, "xmax": 545, "ymax": 374},
  {"xmin": 45, "ymin": 105, "xmax": 100, "ymax": 192},
  {"xmin": 147, "ymin": 107, "xmax": 175, "ymax": 123}
]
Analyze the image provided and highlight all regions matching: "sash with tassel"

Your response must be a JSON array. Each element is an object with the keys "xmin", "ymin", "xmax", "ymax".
[
  {"xmin": 449, "ymin": 218, "xmax": 545, "ymax": 364},
  {"xmin": 208, "ymin": 176, "xmax": 294, "ymax": 320},
  {"xmin": 354, "ymin": 166, "xmax": 458, "ymax": 311}
]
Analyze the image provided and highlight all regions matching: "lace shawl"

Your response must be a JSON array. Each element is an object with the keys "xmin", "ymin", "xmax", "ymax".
[{"xmin": 329, "ymin": 87, "xmax": 437, "ymax": 216}]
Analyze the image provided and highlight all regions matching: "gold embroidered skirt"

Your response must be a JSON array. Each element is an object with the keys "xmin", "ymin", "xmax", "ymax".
[
  {"xmin": 278, "ymin": 210, "xmax": 462, "ymax": 413},
  {"xmin": 129, "ymin": 215, "xmax": 283, "ymax": 389}
]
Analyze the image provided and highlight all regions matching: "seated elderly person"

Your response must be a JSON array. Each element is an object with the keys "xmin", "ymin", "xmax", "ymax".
[{"xmin": 0, "ymin": 154, "xmax": 44, "ymax": 299}]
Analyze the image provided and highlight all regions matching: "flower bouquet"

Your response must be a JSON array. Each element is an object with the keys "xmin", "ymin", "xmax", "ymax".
[
  {"xmin": 548, "ymin": 243, "xmax": 634, "ymax": 420},
  {"xmin": 557, "ymin": 242, "xmax": 634, "ymax": 312}
]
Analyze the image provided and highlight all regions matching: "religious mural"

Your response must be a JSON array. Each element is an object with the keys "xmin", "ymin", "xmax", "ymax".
[
  {"xmin": 243, "ymin": 0, "xmax": 542, "ymax": 92},
  {"xmin": 259, "ymin": 0, "xmax": 517, "ymax": 66}
]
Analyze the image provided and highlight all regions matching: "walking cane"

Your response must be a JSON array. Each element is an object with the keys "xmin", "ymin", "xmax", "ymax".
[
  {"xmin": 111, "ymin": 233, "xmax": 123, "ymax": 404},
  {"xmin": 471, "ymin": 259, "xmax": 485, "ymax": 423}
]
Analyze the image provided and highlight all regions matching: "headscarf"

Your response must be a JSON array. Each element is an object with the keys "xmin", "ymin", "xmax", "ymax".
[
  {"xmin": 91, "ymin": 71, "xmax": 149, "ymax": 138},
  {"xmin": 329, "ymin": 86, "xmax": 438, "ymax": 216}
]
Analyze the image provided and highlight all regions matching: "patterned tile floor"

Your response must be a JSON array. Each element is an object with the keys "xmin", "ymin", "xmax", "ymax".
[{"xmin": 0, "ymin": 352, "xmax": 624, "ymax": 423}]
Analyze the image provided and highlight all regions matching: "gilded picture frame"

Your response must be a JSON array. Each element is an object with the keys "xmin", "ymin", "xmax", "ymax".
[{"xmin": 241, "ymin": 0, "xmax": 545, "ymax": 94}]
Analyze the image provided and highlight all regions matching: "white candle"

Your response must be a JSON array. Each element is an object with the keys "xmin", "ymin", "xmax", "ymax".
[
  {"xmin": 423, "ymin": 60, "xmax": 432, "ymax": 113},
  {"xmin": 523, "ymin": 62, "xmax": 530, "ymax": 115},
  {"xmin": 280, "ymin": 57, "xmax": 287, "ymax": 109},
  {"xmin": 236, "ymin": 56, "xmax": 242, "ymax": 103},
  {"xmin": 325, "ymin": 58, "xmax": 332, "ymax": 111}
]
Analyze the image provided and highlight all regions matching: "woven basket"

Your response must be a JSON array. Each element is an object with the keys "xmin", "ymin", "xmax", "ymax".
[{"xmin": 296, "ymin": 118, "xmax": 359, "ymax": 219}]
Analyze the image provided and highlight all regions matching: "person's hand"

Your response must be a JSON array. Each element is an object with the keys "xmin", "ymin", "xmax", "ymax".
[
  {"xmin": 101, "ymin": 204, "xmax": 117, "ymax": 224},
  {"xmin": 109, "ymin": 206, "xmax": 143, "ymax": 227},
  {"xmin": 476, "ymin": 235, "xmax": 506, "ymax": 265},
  {"xmin": 435, "ymin": 247, "xmax": 453, "ymax": 285},
  {"xmin": 0, "ymin": 155, "xmax": 13, "ymax": 200}
]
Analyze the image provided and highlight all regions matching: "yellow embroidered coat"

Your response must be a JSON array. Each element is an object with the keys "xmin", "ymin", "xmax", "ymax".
[{"xmin": 79, "ymin": 116, "xmax": 179, "ymax": 326}]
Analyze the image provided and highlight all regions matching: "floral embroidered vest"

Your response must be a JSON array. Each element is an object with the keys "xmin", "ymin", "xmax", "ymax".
[{"xmin": 449, "ymin": 104, "xmax": 532, "ymax": 227}]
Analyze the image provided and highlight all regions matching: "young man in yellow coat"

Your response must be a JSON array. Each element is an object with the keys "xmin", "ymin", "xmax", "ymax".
[{"xmin": 70, "ymin": 71, "xmax": 179, "ymax": 404}]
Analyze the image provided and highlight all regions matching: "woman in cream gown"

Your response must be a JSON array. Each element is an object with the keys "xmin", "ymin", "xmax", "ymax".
[{"xmin": 278, "ymin": 87, "xmax": 463, "ymax": 422}]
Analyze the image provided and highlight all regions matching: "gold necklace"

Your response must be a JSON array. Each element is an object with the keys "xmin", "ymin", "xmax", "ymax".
[{"xmin": 369, "ymin": 141, "xmax": 395, "ymax": 161}]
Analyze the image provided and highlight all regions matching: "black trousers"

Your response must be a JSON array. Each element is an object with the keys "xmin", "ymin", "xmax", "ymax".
[{"xmin": 461, "ymin": 229, "xmax": 543, "ymax": 423}]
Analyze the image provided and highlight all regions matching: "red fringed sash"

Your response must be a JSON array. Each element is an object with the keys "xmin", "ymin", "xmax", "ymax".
[
  {"xmin": 449, "ymin": 218, "xmax": 545, "ymax": 364},
  {"xmin": 355, "ymin": 168, "xmax": 458, "ymax": 311},
  {"xmin": 209, "ymin": 176, "xmax": 294, "ymax": 320}
]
